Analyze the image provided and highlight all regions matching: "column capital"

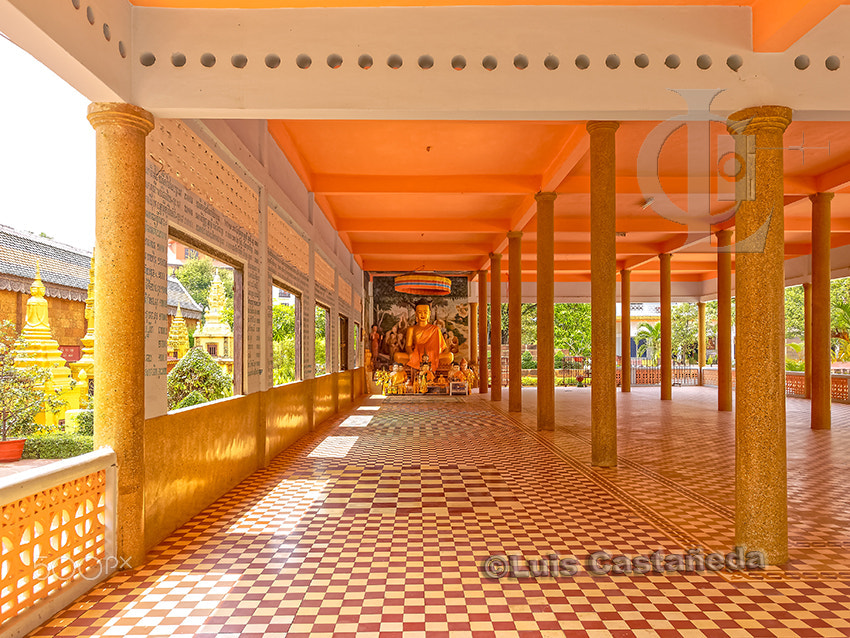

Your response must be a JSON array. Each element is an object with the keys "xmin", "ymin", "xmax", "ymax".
[
  {"xmin": 506, "ymin": 231, "xmax": 523, "ymax": 239},
  {"xmin": 535, "ymin": 191, "xmax": 557, "ymax": 203},
  {"xmin": 726, "ymin": 105, "xmax": 792, "ymax": 135},
  {"xmin": 88, "ymin": 102, "xmax": 155, "ymax": 135},
  {"xmin": 586, "ymin": 120, "xmax": 620, "ymax": 134},
  {"xmin": 716, "ymin": 228, "xmax": 733, "ymax": 246},
  {"xmin": 659, "ymin": 252, "xmax": 672, "ymax": 262},
  {"xmin": 810, "ymin": 191, "xmax": 835, "ymax": 204},
  {"xmin": 489, "ymin": 252, "xmax": 502, "ymax": 260}
]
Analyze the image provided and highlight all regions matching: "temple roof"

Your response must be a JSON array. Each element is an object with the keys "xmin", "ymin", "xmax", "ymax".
[{"xmin": 0, "ymin": 224, "xmax": 203, "ymax": 319}]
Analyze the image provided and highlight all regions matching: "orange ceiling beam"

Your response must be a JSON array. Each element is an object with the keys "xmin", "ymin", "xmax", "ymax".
[
  {"xmin": 751, "ymin": 0, "xmax": 844, "ymax": 52},
  {"xmin": 336, "ymin": 217, "xmax": 512, "ymax": 233},
  {"xmin": 312, "ymin": 174, "xmax": 541, "ymax": 194}
]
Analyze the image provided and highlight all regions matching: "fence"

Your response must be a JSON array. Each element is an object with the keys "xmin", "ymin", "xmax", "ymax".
[{"xmin": 0, "ymin": 448, "xmax": 118, "ymax": 638}]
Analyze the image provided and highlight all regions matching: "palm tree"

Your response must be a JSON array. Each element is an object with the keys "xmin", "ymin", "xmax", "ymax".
[{"xmin": 635, "ymin": 322, "xmax": 661, "ymax": 365}]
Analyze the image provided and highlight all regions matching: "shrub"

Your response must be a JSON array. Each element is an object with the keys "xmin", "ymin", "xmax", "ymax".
[
  {"xmin": 520, "ymin": 376, "xmax": 537, "ymax": 386},
  {"xmin": 521, "ymin": 351, "xmax": 536, "ymax": 369},
  {"xmin": 167, "ymin": 347, "xmax": 231, "ymax": 410},
  {"xmin": 176, "ymin": 390, "xmax": 207, "ymax": 409},
  {"xmin": 785, "ymin": 359, "xmax": 805, "ymax": 372},
  {"xmin": 554, "ymin": 351, "xmax": 565, "ymax": 368},
  {"xmin": 22, "ymin": 433, "xmax": 93, "ymax": 459},
  {"xmin": 76, "ymin": 409, "xmax": 94, "ymax": 436}
]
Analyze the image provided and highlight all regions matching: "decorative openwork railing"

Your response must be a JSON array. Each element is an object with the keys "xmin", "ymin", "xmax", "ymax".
[
  {"xmin": 784, "ymin": 371, "xmax": 850, "ymax": 403},
  {"xmin": 0, "ymin": 448, "xmax": 117, "ymax": 638}
]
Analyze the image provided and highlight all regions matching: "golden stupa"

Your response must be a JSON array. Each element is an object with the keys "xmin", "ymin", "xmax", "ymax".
[
  {"xmin": 167, "ymin": 304, "xmax": 190, "ymax": 360},
  {"xmin": 14, "ymin": 262, "xmax": 79, "ymax": 426},
  {"xmin": 193, "ymin": 270, "xmax": 234, "ymax": 374}
]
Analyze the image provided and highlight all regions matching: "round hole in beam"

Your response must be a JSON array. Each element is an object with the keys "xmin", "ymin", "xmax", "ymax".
[
  {"xmin": 200, "ymin": 52, "xmax": 216, "ymax": 68},
  {"xmin": 139, "ymin": 52, "xmax": 156, "ymax": 67},
  {"xmin": 86, "ymin": 6, "xmax": 95, "ymax": 24},
  {"xmin": 544, "ymin": 55, "xmax": 559, "ymax": 70},
  {"xmin": 826, "ymin": 55, "xmax": 841, "ymax": 71},
  {"xmin": 451, "ymin": 55, "xmax": 467, "ymax": 70},
  {"xmin": 102, "ymin": 23, "xmax": 111, "ymax": 41},
  {"xmin": 575, "ymin": 54, "xmax": 590, "ymax": 70},
  {"xmin": 697, "ymin": 54, "xmax": 712, "ymax": 69},
  {"xmin": 231, "ymin": 54, "xmax": 248, "ymax": 69},
  {"xmin": 665, "ymin": 54, "xmax": 681, "ymax": 69},
  {"xmin": 118, "ymin": 41, "xmax": 126, "ymax": 58},
  {"xmin": 265, "ymin": 54, "xmax": 281, "ymax": 69},
  {"xmin": 514, "ymin": 54, "xmax": 528, "ymax": 70},
  {"xmin": 634, "ymin": 53, "xmax": 649, "ymax": 68},
  {"xmin": 327, "ymin": 53, "xmax": 343, "ymax": 69},
  {"xmin": 605, "ymin": 54, "xmax": 620, "ymax": 69},
  {"xmin": 387, "ymin": 54, "xmax": 403, "ymax": 69},
  {"xmin": 726, "ymin": 54, "xmax": 743, "ymax": 71},
  {"xmin": 296, "ymin": 54, "xmax": 312, "ymax": 69},
  {"xmin": 171, "ymin": 52, "xmax": 187, "ymax": 67},
  {"xmin": 794, "ymin": 54, "xmax": 810, "ymax": 70},
  {"xmin": 418, "ymin": 55, "xmax": 434, "ymax": 70}
]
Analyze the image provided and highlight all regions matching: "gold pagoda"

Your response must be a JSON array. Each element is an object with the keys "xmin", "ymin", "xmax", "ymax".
[
  {"xmin": 193, "ymin": 270, "xmax": 234, "ymax": 375},
  {"xmin": 14, "ymin": 263, "xmax": 80, "ymax": 427}
]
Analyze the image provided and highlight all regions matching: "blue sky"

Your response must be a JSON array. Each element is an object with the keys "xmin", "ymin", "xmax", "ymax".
[{"xmin": 0, "ymin": 33, "xmax": 95, "ymax": 251}]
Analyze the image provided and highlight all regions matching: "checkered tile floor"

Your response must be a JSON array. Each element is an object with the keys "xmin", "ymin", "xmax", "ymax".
[{"xmin": 29, "ymin": 388, "xmax": 850, "ymax": 637}]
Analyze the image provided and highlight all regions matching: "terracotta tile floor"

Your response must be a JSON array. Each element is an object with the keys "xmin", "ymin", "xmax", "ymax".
[{"xmin": 29, "ymin": 387, "xmax": 850, "ymax": 637}]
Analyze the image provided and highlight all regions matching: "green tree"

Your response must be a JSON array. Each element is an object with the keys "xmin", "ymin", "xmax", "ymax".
[
  {"xmin": 174, "ymin": 257, "xmax": 235, "ymax": 327},
  {"xmin": 315, "ymin": 306, "xmax": 327, "ymax": 375},
  {"xmin": 489, "ymin": 303, "xmax": 538, "ymax": 346},
  {"xmin": 785, "ymin": 285, "xmax": 805, "ymax": 340},
  {"xmin": 166, "ymin": 346, "xmax": 232, "ymax": 410},
  {"xmin": 554, "ymin": 303, "xmax": 592, "ymax": 356},
  {"xmin": 273, "ymin": 304, "xmax": 297, "ymax": 384},
  {"xmin": 0, "ymin": 321, "xmax": 63, "ymax": 440},
  {"xmin": 635, "ymin": 322, "xmax": 662, "ymax": 364},
  {"xmin": 671, "ymin": 302, "xmax": 699, "ymax": 363}
]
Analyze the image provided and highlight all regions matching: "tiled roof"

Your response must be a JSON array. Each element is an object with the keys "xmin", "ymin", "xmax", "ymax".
[
  {"xmin": 168, "ymin": 276, "xmax": 204, "ymax": 317},
  {"xmin": 0, "ymin": 224, "xmax": 203, "ymax": 318},
  {"xmin": 0, "ymin": 224, "xmax": 91, "ymax": 290}
]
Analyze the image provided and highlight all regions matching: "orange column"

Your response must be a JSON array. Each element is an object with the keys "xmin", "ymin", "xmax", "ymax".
[
  {"xmin": 588, "ymin": 121, "xmax": 618, "ymax": 466},
  {"xmin": 478, "ymin": 270, "xmax": 488, "ymax": 394},
  {"xmin": 621, "ymin": 269, "xmax": 631, "ymax": 392},
  {"xmin": 490, "ymin": 252, "xmax": 503, "ymax": 401},
  {"xmin": 88, "ymin": 102, "xmax": 155, "ymax": 568},
  {"xmin": 698, "ymin": 301, "xmax": 706, "ymax": 369},
  {"xmin": 508, "ymin": 232, "xmax": 523, "ymax": 412},
  {"xmin": 469, "ymin": 301, "xmax": 478, "ymax": 366},
  {"xmin": 717, "ymin": 229, "xmax": 733, "ymax": 412},
  {"xmin": 811, "ymin": 192, "xmax": 833, "ymax": 429},
  {"xmin": 536, "ymin": 192, "xmax": 557, "ymax": 431},
  {"xmin": 727, "ymin": 105, "xmax": 792, "ymax": 565},
  {"xmin": 660, "ymin": 253, "xmax": 672, "ymax": 401}
]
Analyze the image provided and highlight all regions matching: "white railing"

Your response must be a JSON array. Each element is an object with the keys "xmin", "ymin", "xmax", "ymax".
[{"xmin": 0, "ymin": 448, "xmax": 117, "ymax": 638}]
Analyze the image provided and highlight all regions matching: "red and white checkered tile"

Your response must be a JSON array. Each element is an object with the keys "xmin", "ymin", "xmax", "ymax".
[{"xmin": 28, "ymin": 388, "xmax": 850, "ymax": 637}]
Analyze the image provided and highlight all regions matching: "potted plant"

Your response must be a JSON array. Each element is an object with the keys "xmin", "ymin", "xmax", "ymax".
[{"xmin": 0, "ymin": 321, "xmax": 62, "ymax": 461}]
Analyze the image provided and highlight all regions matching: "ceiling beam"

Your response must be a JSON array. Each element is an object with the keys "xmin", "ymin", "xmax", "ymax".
[
  {"xmin": 362, "ymin": 257, "xmax": 482, "ymax": 272},
  {"xmin": 311, "ymin": 174, "xmax": 540, "ymax": 194},
  {"xmin": 555, "ymin": 174, "xmax": 816, "ymax": 195},
  {"xmin": 336, "ymin": 217, "xmax": 512, "ymax": 233},
  {"xmin": 353, "ymin": 241, "xmax": 493, "ymax": 255}
]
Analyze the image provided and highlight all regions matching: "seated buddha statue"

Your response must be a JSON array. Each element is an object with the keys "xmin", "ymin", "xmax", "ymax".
[{"xmin": 393, "ymin": 299, "xmax": 454, "ymax": 370}]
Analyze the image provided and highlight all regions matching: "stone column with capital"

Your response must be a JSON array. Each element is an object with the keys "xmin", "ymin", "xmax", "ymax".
[
  {"xmin": 587, "ymin": 121, "xmax": 618, "ymax": 466},
  {"xmin": 508, "ymin": 232, "xmax": 523, "ymax": 412},
  {"xmin": 811, "ymin": 192, "xmax": 833, "ymax": 429},
  {"xmin": 620, "ymin": 269, "xmax": 631, "ymax": 392},
  {"xmin": 660, "ymin": 253, "xmax": 672, "ymax": 401},
  {"xmin": 490, "ymin": 253, "xmax": 503, "ymax": 401},
  {"xmin": 478, "ymin": 270, "xmax": 488, "ymax": 394},
  {"xmin": 535, "ymin": 192, "xmax": 556, "ymax": 430},
  {"xmin": 727, "ymin": 105, "xmax": 792, "ymax": 565},
  {"xmin": 88, "ymin": 102, "xmax": 155, "ymax": 568},
  {"xmin": 717, "ymin": 229, "xmax": 733, "ymax": 411}
]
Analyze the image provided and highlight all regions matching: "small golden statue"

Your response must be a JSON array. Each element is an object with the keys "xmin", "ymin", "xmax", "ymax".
[
  {"xmin": 418, "ymin": 361, "xmax": 435, "ymax": 393},
  {"xmin": 394, "ymin": 298, "xmax": 453, "ymax": 370},
  {"xmin": 389, "ymin": 363, "xmax": 408, "ymax": 394},
  {"xmin": 448, "ymin": 362, "xmax": 465, "ymax": 383},
  {"xmin": 460, "ymin": 358, "xmax": 477, "ymax": 386}
]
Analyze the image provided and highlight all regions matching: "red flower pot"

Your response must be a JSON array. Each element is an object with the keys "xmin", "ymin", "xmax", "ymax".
[{"xmin": 0, "ymin": 439, "xmax": 26, "ymax": 462}]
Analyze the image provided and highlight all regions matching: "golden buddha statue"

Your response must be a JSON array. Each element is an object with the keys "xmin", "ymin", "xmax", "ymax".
[{"xmin": 393, "ymin": 299, "xmax": 453, "ymax": 370}]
